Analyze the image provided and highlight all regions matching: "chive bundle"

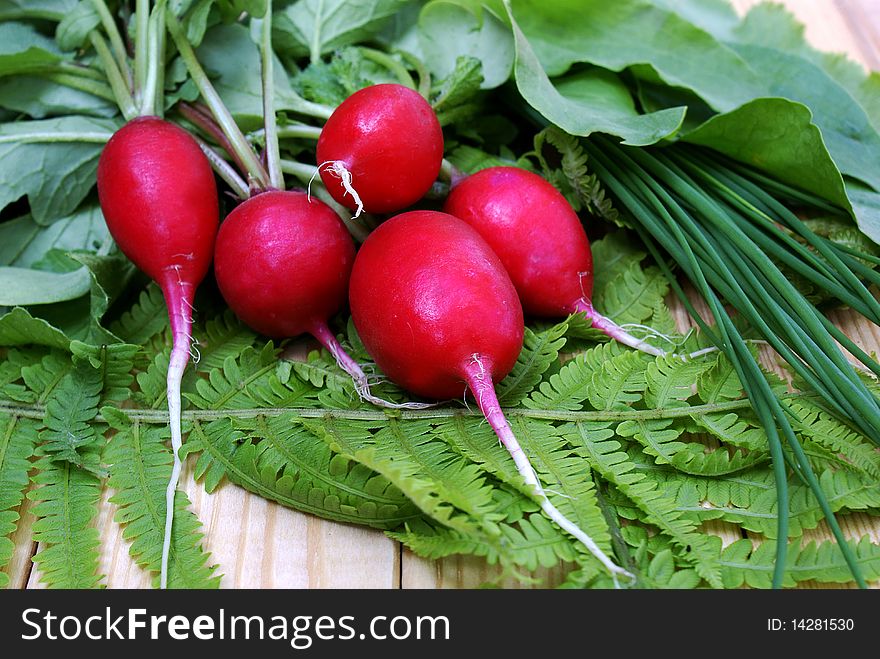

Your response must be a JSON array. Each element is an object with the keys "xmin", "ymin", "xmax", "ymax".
[{"xmin": 582, "ymin": 136, "xmax": 880, "ymax": 588}]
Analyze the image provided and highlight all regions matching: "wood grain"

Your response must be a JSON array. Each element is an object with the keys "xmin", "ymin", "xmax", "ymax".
[{"xmin": 5, "ymin": 0, "xmax": 880, "ymax": 590}]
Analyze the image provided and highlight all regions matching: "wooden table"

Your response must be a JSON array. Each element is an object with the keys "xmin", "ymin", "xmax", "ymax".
[{"xmin": 7, "ymin": 0, "xmax": 880, "ymax": 589}]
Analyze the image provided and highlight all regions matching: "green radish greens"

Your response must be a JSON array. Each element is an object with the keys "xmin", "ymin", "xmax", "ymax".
[{"xmin": 1, "ymin": 0, "xmax": 880, "ymax": 590}]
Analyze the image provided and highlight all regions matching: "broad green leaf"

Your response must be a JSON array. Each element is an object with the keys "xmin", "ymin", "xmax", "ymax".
[
  {"xmin": 0, "ymin": 267, "xmax": 91, "ymax": 306},
  {"xmin": 725, "ymin": 43, "xmax": 880, "ymax": 194},
  {"xmin": 274, "ymin": 0, "xmax": 407, "ymax": 62},
  {"xmin": 0, "ymin": 306, "xmax": 71, "ymax": 349},
  {"xmin": 502, "ymin": 0, "xmax": 763, "ymax": 108},
  {"xmin": 0, "ymin": 76, "xmax": 117, "ymax": 119},
  {"xmin": 0, "ymin": 0, "xmax": 78, "ymax": 21},
  {"xmin": 505, "ymin": 4, "xmax": 684, "ymax": 146},
  {"xmin": 0, "ymin": 206, "xmax": 109, "ymax": 268},
  {"xmin": 418, "ymin": 0, "xmax": 513, "ymax": 89},
  {"xmin": 683, "ymin": 98, "xmax": 851, "ymax": 212},
  {"xmin": 0, "ymin": 22, "xmax": 61, "ymax": 77},
  {"xmin": 0, "ymin": 116, "xmax": 117, "ymax": 225},
  {"xmin": 55, "ymin": 2, "xmax": 100, "ymax": 51}
]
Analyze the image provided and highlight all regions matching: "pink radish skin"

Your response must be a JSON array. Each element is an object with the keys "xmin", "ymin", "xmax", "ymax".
[
  {"xmin": 97, "ymin": 116, "xmax": 219, "ymax": 588},
  {"xmin": 349, "ymin": 211, "xmax": 632, "ymax": 583},
  {"xmin": 443, "ymin": 166, "xmax": 667, "ymax": 357},
  {"xmin": 213, "ymin": 190, "xmax": 426, "ymax": 409},
  {"xmin": 316, "ymin": 84, "xmax": 444, "ymax": 215}
]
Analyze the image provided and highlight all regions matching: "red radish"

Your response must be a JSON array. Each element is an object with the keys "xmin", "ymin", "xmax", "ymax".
[
  {"xmin": 213, "ymin": 190, "xmax": 426, "ymax": 409},
  {"xmin": 97, "ymin": 116, "xmax": 219, "ymax": 588},
  {"xmin": 315, "ymin": 84, "xmax": 444, "ymax": 216},
  {"xmin": 443, "ymin": 166, "xmax": 669, "ymax": 357},
  {"xmin": 349, "ymin": 210, "xmax": 632, "ymax": 582}
]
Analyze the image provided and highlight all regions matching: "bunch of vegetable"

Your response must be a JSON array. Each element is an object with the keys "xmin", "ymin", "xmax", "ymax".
[{"xmin": 2, "ymin": 0, "xmax": 880, "ymax": 590}]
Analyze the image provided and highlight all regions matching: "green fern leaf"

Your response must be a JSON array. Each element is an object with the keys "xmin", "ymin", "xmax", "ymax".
[
  {"xmin": 566, "ymin": 420, "xmax": 723, "ymax": 587},
  {"xmin": 308, "ymin": 417, "xmax": 502, "ymax": 536},
  {"xmin": 182, "ymin": 416, "xmax": 422, "ymax": 529},
  {"xmin": 0, "ymin": 415, "xmax": 39, "ymax": 587},
  {"xmin": 788, "ymin": 399, "xmax": 880, "ymax": 479},
  {"xmin": 109, "ymin": 284, "xmax": 169, "ymax": 346},
  {"xmin": 103, "ymin": 410, "xmax": 220, "ymax": 589},
  {"xmin": 28, "ymin": 450, "xmax": 103, "ymax": 589},
  {"xmin": 720, "ymin": 536, "xmax": 880, "ymax": 588},
  {"xmin": 21, "ymin": 351, "xmax": 73, "ymax": 403},
  {"xmin": 668, "ymin": 443, "xmax": 769, "ymax": 476},
  {"xmin": 593, "ymin": 260, "xmax": 669, "ymax": 328},
  {"xmin": 185, "ymin": 344, "xmax": 278, "ymax": 410},
  {"xmin": 526, "ymin": 343, "xmax": 645, "ymax": 411},
  {"xmin": 70, "ymin": 341, "xmax": 139, "ymax": 404},
  {"xmin": 496, "ymin": 320, "xmax": 569, "ymax": 405},
  {"xmin": 645, "ymin": 355, "xmax": 708, "ymax": 409},
  {"xmin": 192, "ymin": 310, "xmax": 257, "ymax": 372},
  {"xmin": 690, "ymin": 412, "xmax": 768, "ymax": 451},
  {"xmin": 40, "ymin": 362, "xmax": 103, "ymax": 469}
]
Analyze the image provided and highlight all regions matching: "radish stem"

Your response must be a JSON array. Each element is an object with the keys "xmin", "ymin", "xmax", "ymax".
[
  {"xmin": 463, "ymin": 354, "xmax": 634, "ymax": 586},
  {"xmin": 194, "ymin": 137, "xmax": 250, "ymax": 199},
  {"xmin": 90, "ymin": 0, "xmax": 132, "ymax": 91},
  {"xmin": 41, "ymin": 73, "xmax": 116, "ymax": 103},
  {"xmin": 89, "ymin": 31, "xmax": 138, "ymax": 120},
  {"xmin": 260, "ymin": 1, "xmax": 284, "ymax": 190},
  {"xmin": 165, "ymin": 10, "xmax": 270, "ymax": 188},
  {"xmin": 311, "ymin": 322, "xmax": 434, "ymax": 410},
  {"xmin": 141, "ymin": 1, "xmax": 166, "ymax": 117},
  {"xmin": 179, "ymin": 102, "xmax": 251, "ymax": 181},
  {"xmin": 134, "ymin": 0, "xmax": 149, "ymax": 99},
  {"xmin": 358, "ymin": 47, "xmax": 416, "ymax": 90}
]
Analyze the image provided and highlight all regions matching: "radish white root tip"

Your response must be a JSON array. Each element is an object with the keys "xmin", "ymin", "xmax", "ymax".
[
  {"xmin": 315, "ymin": 325, "xmax": 435, "ymax": 410},
  {"xmin": 313, "ymin": 161, "xmax": 364, "ymax": 219},
  {"xmin": 465, "ymin": 354, "xmax": 634, "ymax": 586}
]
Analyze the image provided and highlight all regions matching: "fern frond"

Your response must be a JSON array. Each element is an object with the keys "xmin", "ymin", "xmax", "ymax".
[
  {"xmin": 533, "ymin": 126, "xmax": 621, "ymax": 225},
  {"xmin": 40, "ymin": 362, "xmax": 103, "ymax": 470},
  {"xmin": 182, "ymin": 416, "xmax": 421, "ymax": 528},
  {"xmin": 669, "ymin": 443, "xmax": 769, "ymax": 476},
  {"xmin": 690, "ymin": 412, "xmax": 769, "ymax": 451},
  {"xmin": 70, "ymin": 341, "xmax": 138, "ymax": 404},
  {"xmin": 21, "ymin": 351, "xmax": 73, "ymax": 403},
  {"xmin": 308, "ymin": 417, "xmax": 502, "ymax": 536},
  {"xmin": 511, "ymin": 417, "xmax": 613, "ymax": 556},
  {"xmin": 185, "ymin": 344, "xmax": 279, "ymax": 410},
  {"xmin": 28, "ymin": 451, "xmax": 103, "ymax": 589},
  {"xmin": 526, "ymin": 344, "xmax": 646, "ymax": 411},
  {"xmin": 192, "ymin": 310, "xmax": 257, "ymax": 372},
  {"xmin": 496, "ymin": 320, "xmax": 569, "ymax": 405},
  {"xmin": 103, "ymin": 410, "xmax": 220, "ymax": 589},
  {"xmin": 0, "ymin": 349, "xmax": 38, "ymax": 403},
  {"xmin": 110, "ymin": 283, "xmax": 168, "ymax": 346},
  {"xmin": 645, "ymin": 356, "xmax": 707, "ymax": 409},
  {"xmin": 788, "ymin": 399, "xmax": 880, "ymax": 479},
  {"xmin": 390, "ymin": 513, "xmax": 581, "ymax": 575},
  {"xmin": 0, "ymin": 415, "xmax": 39, "ymax": 587},
  {"xmin": 593, "ymin": 260, "xmax": 669, "ymax": 328},
  {"xmin": 720, "ymin": 536, "xmax": 880, "ymax": 588},
  {"xmin": 566, "ymin": 420, "xmax": 723, "ymax": 587}
]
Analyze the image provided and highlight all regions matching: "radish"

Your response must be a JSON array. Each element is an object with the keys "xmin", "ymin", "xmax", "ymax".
[
  {"xmin": 349, "ymin": 210, "xmax": 632, "ymax": 583},
  {"xmin": 315, "ymin": 83, "xmax": 444, "ymax": 216},
  {"xmin": 97, "ymin": 116, "xmax": 219, "ymax": 588},
  {"xmin": 213, "ymin": 190, "xmax": 426, "ymax": 409},
  {"xmin": 443, "ymin": 166, "xmax": 670, "ymax": 357}
]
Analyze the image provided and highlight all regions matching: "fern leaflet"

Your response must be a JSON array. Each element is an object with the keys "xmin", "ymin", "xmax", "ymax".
[{"xmin": 103, "ymin": 409, "xmax": 220, "ymax": 589}]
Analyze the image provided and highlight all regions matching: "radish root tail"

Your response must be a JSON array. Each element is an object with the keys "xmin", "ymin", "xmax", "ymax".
[
  {"xmin": 311, "ymin": 322, "xmax": 435, "ymax": 410},
  {"xmin": 310, "ymin": 161, "xmax": 364, "ymax": 219},
  {"xmin": 464, "ymin": 354, "xmax": 635, "ymax": 587},
  {"xmin": 159, "ymin": 268, "xmax": 197, "ymax": 590}
]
